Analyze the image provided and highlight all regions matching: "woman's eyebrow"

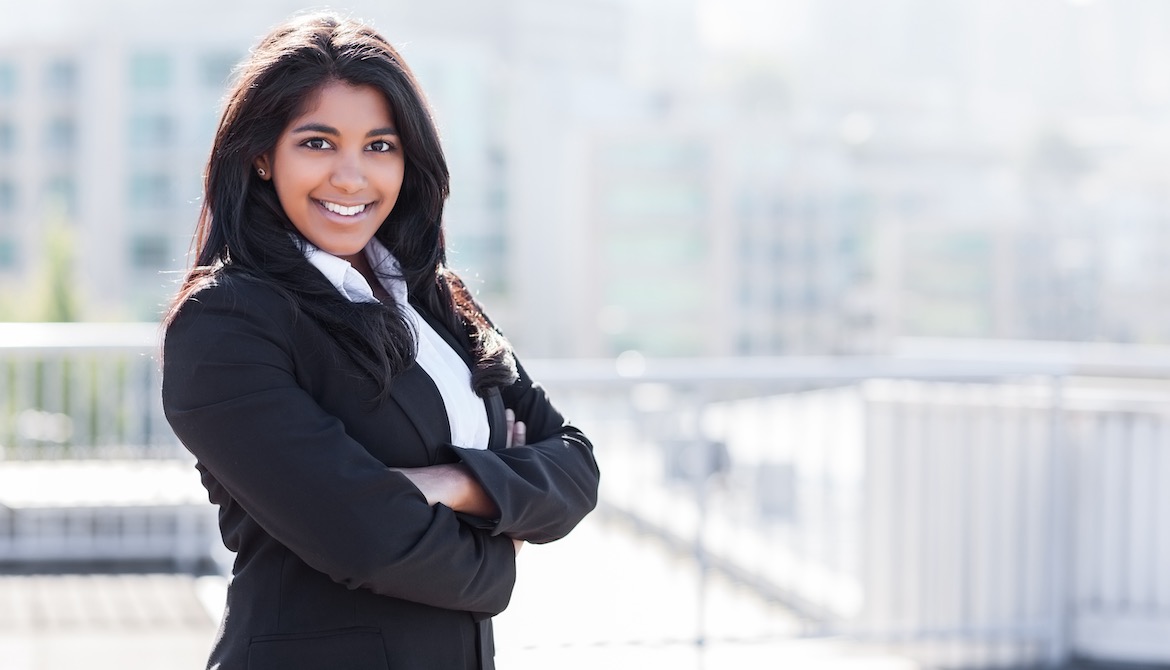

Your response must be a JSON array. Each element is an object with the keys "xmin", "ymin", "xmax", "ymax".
[
  {"xmin": 289, "ymin": 123, "xmax": 398, "ymax": 137},
  {"xmin": 291, "ymin": 122, "xmax": 338, "ymax": 135}
]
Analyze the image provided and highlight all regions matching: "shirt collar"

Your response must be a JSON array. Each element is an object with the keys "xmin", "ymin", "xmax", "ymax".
[{"xmin": 300, "ymin": 236, "xmax": 408, "ymax": 306}]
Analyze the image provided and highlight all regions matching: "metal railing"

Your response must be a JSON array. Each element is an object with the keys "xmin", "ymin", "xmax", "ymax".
[
  {"xmin": 526, "ymin": 347, "xmax": 1170, "ymax": 668},
  {"xmin": 3, "ymin": 324, "xmax": 1170, "ymax": 666},
  {"xmin": 0, "ymin": 323, "xmax": 177, "ymax": 459}
]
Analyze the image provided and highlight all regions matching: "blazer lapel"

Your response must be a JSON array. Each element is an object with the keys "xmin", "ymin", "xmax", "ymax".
[
  {"xmin": 411, "ymin": 302, "xmax": 507, "ymax": 451},
  {"xmin": 387, "ymin": 363, "xmax": 451, "ymax": 462}
]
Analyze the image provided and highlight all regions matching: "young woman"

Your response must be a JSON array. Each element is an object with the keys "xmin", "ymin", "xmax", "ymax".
[{"xmin": 161, "ymin": 13, "xmax": 600, "ymax": 670}]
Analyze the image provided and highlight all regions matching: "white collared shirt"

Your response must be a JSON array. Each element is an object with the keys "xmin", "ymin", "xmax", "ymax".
[{"xmin": 301, "ymin": 238, "xmax": 491, "ymax": 451}]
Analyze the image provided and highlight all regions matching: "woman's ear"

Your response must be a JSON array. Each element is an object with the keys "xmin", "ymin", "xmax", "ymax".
[{"xmin": 254, "ymin": 155, "xmax": 272, "ymax": 180}]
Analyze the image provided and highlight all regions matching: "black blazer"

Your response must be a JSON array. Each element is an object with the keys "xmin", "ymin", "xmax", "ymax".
[{"xmin": 162, "ymin": 272, "xmax": 600, "ymax": 670}]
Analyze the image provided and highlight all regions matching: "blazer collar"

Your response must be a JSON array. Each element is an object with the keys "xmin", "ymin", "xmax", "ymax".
[{"xmin": 300, "ymin": 236, "xmax": 408, "ymax": 306}]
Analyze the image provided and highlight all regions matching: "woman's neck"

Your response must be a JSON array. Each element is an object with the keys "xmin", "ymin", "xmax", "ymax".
[{"xmin": 343, "ymin": 249, "xmax": 392, "ymax": 302}]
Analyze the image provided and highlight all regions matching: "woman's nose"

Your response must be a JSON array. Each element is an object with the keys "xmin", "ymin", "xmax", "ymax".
[{"xmin": 330, "ymin": 154, "xmax": 367, "ymax": 193}]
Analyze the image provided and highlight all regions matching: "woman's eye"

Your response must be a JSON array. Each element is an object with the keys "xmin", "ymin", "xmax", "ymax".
[
  {"xmin": 368, "ymin": 140, "xmax": 395, "ymax": 152},
  {"xmin": 303, "ymin": 138, "xmax": 333, "ymax": 150}
]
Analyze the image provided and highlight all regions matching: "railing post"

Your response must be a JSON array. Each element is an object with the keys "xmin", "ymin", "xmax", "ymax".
[{"xmin": 1047, "ymin": 374, "xmax": 1071, "ymax": 667}]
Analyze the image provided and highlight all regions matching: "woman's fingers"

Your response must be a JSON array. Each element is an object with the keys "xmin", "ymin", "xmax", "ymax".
[
  {"xmin": 505, "ymin": 409, "xmax": 515, "ymax": 448},
  {"xmin": 505, "ymin": 409, "xmax": 526, "ymax": 447}
]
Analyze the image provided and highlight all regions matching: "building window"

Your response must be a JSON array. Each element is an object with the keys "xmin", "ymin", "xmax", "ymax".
[
  {"xmin": 0, "ymin": 120, "xmax": 14, "ymax": 153},
  {"xmin": 129, "ymin": 233, "xmax": 170, "ymax": 269},
  {"xmin": 601, "ymin": 141, "xmax": 708, "ymax": 172},
  {"xmin": 45, "ymin": 59, "xmax": 77, "ymax": 95},
  {"xmin": 201, "ymin": 52, "xmax": 239, "ymax": 88},
  {"xmin": 128, "ymin": 113, "xmax": 174, "ymax": 148},
  {"xmin": 603, "ymin": 183, "xmax": 706, "ymax": 220},
  {"xmin": 43, "ymin": 176, "xmax": 75, "ymax": 216},
  {"xmin": 129, "ymin": 172, "xmax": 172, "ymax": 209},
  {"xmin": 0, "ymin": 63, "xmax": 14, "ymax": 99},
  {"xmin": 45, "ymin": 117, "xmax": 76, "ymax": 152},
  {"xmin": 0, "ymin": 236, "xmax": 16, "ymax": 270},
  {"xmin": 130, "ymin": 53, "xmax": 172, "ymax": 91},
  {"xmin": 0, "ymin": 180, "xmax": 16, "ymax": 212},
  {"xmin": 770, "ymin": 240, "xmax": 786, "ymax": 262}
]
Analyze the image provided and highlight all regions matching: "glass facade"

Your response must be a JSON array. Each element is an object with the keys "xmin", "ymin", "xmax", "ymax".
[
  {"xmin": 43, "ymin": 175, "xmax": 76, "ymax": 216},
  {"xmin": 128, "ymin": 113, "xmax": 174, "ymax": 149},
  {"xmin": 200, "ymin": 52, "xmax": 240, "ymax": 88},
  {"xmin": 129, "ymin": 53, "xmax": 172, "ymax": 91},
  {"xmin": 129, "ymin": 233, "xmax": 170, "ymax": 269},
  {"xmin": 0, "ymin": 236, "xmax": 15, "ymax": 270},
  {"xmin": 0, "ymin": 120, "xmax": 13, "ymax": 154},
  {"xmin": 44, "ymin": 117, "xmax": 76, "ymax": 152},
  {"xmin": 44, "ymin": 59, "xmax": 76, "ymax": 95},
  {"xmin": 128, "ymin": 172, "xmax": 172, "ymax": 210},
  {"xmin": 0, "ymin": 62, "xmax": 14, "ymax": 99},
  {"xmin": 0, "ymin": 180, "xmax": 15, "ymax": 213}
]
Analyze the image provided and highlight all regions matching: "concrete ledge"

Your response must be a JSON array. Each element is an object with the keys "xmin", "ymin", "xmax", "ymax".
[{"xmin": 0, "ymin": 460, "xmax": 218, "ymax": 570}]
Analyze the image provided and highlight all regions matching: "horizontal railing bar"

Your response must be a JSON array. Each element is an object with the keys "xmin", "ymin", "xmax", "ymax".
[
  {"xmin": 0, "ymin": 323, "xmax": 161, "ymax": 350},
  {"xmin": 6, "ymin": 323, "xmax": 1170, "ymax": 379}
]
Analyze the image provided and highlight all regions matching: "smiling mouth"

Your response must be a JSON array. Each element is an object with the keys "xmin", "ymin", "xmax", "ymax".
[{"xmin": 317, "ymin": 200, "xmax": 369, "ymax": 217}]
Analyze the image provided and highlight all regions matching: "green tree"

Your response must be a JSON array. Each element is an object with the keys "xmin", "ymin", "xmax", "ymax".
[
  {"xmin": 40, "ymin": 222, "xmax": 78, "ymax": 322},
  {"xmin": 0, "ymin": 213, "xmax": 80, "ymax": 322}
]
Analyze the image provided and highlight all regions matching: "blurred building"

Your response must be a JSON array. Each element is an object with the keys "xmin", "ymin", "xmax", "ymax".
[
  {"xmin": 5, "ymin": 0, "xmax": 1170, "ymax": 354},
  {"xmin": 794, "ymin": 0, "xmax": 1170, "ymax": 347},
  {"xmin": 0, "ymin": 2, "xmax": 262, "ymax": 320},
  {"xmin": 0, "ymin": 0, "xmax": 649, "ymax": 352}
]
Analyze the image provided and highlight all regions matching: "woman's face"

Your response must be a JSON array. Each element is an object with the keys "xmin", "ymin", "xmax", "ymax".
[{"xmin": 256, "ymin": 81, "xmax": 405, "ymax": 264}]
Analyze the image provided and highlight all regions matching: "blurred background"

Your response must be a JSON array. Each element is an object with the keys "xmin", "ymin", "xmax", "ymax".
[{"xmin": 2, "ymin": 0, "xmax": 1170, "ymax": 668}]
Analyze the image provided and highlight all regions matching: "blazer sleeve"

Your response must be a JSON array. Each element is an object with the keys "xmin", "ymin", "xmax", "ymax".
[
  {"xmin": 449, "ymin": 357, "xmax": 600, "ymax": 544},
  {"xmin": 162, "ymin": 277, "xmax": 516, "ymax": 615}
]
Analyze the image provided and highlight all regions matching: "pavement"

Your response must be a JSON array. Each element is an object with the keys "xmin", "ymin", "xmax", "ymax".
[
  {"xmin": 495, "ymin": 513, "xmax": 917, "ymax": 670},
  {"xmin": 0, "ymin": 513, "xmax": 919, "ymax": 670},
  {"xmin": 0, "ymin": 573, "xmax": 215, "ymax": 670}
]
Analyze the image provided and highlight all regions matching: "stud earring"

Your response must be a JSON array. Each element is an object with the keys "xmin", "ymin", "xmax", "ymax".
[{"xmin": 257, "ymin": 168, "xmax": 266, "ymax": 177}]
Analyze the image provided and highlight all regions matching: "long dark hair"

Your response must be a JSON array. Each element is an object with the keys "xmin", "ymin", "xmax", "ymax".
[{"xmin": 166, "ymin": 12, "xmax": 516, "ymax": 399}]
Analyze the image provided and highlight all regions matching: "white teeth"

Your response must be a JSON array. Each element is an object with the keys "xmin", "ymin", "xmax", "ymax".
[{"xmin": 321, "ymin": 201, "xmax": 367, "ymax": 216}]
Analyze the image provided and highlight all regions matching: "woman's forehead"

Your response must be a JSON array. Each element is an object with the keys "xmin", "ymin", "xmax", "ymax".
[{"xmin": 289, "ymin": 80, "xmax": 396, "ymax": 129}]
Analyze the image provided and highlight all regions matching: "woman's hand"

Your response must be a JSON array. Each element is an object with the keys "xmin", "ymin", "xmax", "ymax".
[
  {"xmin": 390, "ymin": 463, "xmax": 500, "ymax": 518},
  {"xmin": 391, "ymin": 466, "xmax": 523, "ymax": 555},
  {"xmin": 505, "ymin": 408, "xmax": 526, "ymax": 448},
  {"xmin": 390, "ymin": 408, "xmax": 529, "ymax": 518},
  {"xmin": 392, "ymin": 408, "xmax": 530, "ymax": 554},
  {"xmin": 507, "ymin": 409, "xmax": 526, "ymax": 555}
]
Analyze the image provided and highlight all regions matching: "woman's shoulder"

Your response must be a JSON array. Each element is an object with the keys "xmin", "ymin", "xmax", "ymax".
[
  {"xmin": 169, "ymin": 268, "xmax": 296, "ymax": 328},
  {"xmin": 163, "ymin": 269, "xmax": 306, "ymax": 369}
]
